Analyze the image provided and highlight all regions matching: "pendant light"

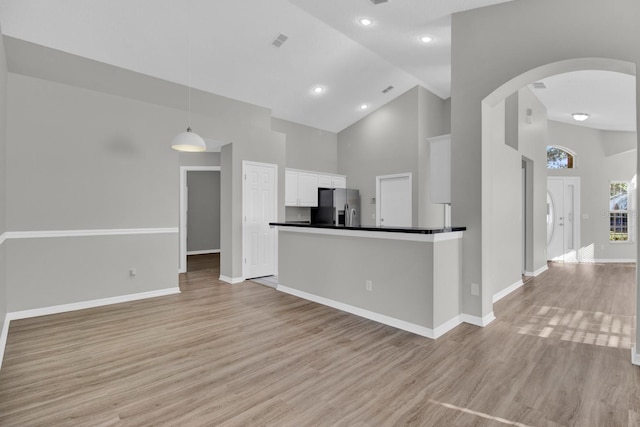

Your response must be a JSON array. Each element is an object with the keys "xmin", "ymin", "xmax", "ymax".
[{"xmin": 171, "ymin": 8, "xmax": 206, "ymax": 152}]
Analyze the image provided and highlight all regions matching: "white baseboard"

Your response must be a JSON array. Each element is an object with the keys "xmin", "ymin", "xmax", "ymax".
[
  {"xmin": 187, "ymin": 249, "xmax": 220, "ymax": 256},
  {"xmin": 633, "ymin": 344, "xmax": 640, "ymax": 366},
  {"xmin": 493, "ymin": 279, "xmax": 524, "ymax": 303},
  {"xmin": 590, "ymin": 259, "xmax": 636, "ymax": 264},
  {"xmin": 524, "ymin": 264, "xmax": 549, "ymax": 277},
  {"xmin": 6, "ymin": 288, "xmax": 181, "ymax": 321},
  {"xmin": 277, "ymin": 285, "xmax": 437, "ymax": 339},
  {"xmin": 219, "ymin": 275, "xmax": 244, "ymax": 284},
  {"xmin": 433, "ymin": 315, "xmax": 464, "ymax": 339},
  {"xmin": 461, "ymin": 312, "xmax": 496, "ymax": 327},
  {"xmin": 0, "ymin": 314, "xmax": 9, "ymax": 370}
]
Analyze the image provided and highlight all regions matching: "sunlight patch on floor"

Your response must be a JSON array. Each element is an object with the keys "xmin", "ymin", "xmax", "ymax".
[
  {"xmin": 428, "ymin": 400, "xmax": 534, "ymax": 427},
  {"xmin": 516, "ymin": 306, "xmax": 634, "ymax": 349}
]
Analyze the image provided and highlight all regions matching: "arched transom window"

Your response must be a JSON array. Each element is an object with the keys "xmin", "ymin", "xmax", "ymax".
[{"xmin": 547, "ymin": 146, "xmax": 575, "ymax": 169}]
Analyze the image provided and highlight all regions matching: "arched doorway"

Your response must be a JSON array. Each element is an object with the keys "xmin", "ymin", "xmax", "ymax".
[{"xmin": 481, "ymin": 57, "xmax": 638, "ymax": 364}]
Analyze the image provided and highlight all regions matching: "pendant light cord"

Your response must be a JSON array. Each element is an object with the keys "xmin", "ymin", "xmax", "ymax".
[{"xmin": 187, "ymin": 2, "xmax": 192, "ymax": 130}]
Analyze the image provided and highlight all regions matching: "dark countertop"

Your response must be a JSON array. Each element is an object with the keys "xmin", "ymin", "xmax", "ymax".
[{"xmin": 269, "ymin": 222, "xmax": 466, "ymax": 234}]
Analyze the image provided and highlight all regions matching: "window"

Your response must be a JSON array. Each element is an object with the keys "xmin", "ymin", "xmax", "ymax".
[
  {"xmin": 610, "ymin": 181, "xmax": 630, "ymax": 242},
  {"xmin": 547, "ymin": 146, "xmax": 575, "ymax": 169}
]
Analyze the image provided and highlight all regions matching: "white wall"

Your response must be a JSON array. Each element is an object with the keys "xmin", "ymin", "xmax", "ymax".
[
  {"xmin": 547, "ymin": 121, "xmax": 637, "ymax": 262},
  {"xmin": 450, "ymin": 0, "xmax": 640, "ymax": 327}
]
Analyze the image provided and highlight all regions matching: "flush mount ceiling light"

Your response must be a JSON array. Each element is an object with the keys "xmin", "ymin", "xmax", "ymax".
[
  {"xmin": 312, "ymin": 85, "xmax": 325, "ymax": 95},
  {"xmin": 360, "ymin": 104, "xmax": 370, "ymax": 110},
  {"xmin": 359, "ymin": 18, "xmax": 373, "ymax": 26},
  {"xmin": 171, "ymin": 7, "xmax": 206, "ymax": 153},
  {"xmin": 572, "ymin": 113, "xmax": 590, "ymax": 122},
  {"xmin": 420, "ymin": 36, "xmax": 433, "ymax": 43}
]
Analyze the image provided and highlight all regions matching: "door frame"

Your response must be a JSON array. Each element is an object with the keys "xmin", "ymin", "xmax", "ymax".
[
  {"xmin": 547, "ymin": 176, "xmax": 581, "ymax": 262},
  {"xmin": 179, "ymin": 166, "xmax": 221, "ymax": 273},
  {"xmin": 242, "ymin": 160, "xmax": 278, "ymax": 280},
  {"xmin": 375, "ymin": 172, "xmax": 412, "ymax": 227}
]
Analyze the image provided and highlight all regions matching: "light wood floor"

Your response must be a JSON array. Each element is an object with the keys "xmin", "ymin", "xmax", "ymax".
[{"xmin": 0, "ymin": 258, "xmax": 638, "ymax": 426}]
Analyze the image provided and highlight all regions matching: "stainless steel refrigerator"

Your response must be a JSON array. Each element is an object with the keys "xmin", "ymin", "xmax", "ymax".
[{"xmin": 311, "ymin": 188, "xmax": 360, "ymax": 226}]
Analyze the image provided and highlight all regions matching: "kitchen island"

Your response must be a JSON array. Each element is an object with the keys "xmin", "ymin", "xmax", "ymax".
[{"xmin": 270, "ymin": 222, "xmax": 466, "ymax": 339}]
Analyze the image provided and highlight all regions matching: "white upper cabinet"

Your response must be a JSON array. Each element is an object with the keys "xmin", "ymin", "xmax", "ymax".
[
  {"xmin": 317, "ymin": 174, "xmax": 332, "ymax": 188},
  {"xmin": 286, "ymin": 169, "xmax": 347, "ymax": 207},
  {"xmin": 285, "ymin": 170, "xmax": 299, "ymax": 206},
  {"xmin": 318, "ymin": 173, "xmax": 347, "ymax": 189},
  {"xmin": 285, "ymin": 169, "xmax": 319, "ymax": 207},
  {"xmin": 297, "ymin": 172, "xmax": 319, "ymax": 206},
  {"xmin": 331, "ymin": 175, "xmax": 346, "ymax": 189}
]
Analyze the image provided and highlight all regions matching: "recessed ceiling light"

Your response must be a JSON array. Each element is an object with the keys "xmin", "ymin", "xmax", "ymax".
[
  {"xmin": 420, "ymin": 36, "xmax": 433, "ymax": 44},
  {"xmin": 572, "ymin": 113, "xmax": 590, "ymax": 122},
  {"xmin": 359, "ymin": 18, "xmax": 373, "ymax": 26},
  {"xmin": 312, "ymin": 86, "xmax": 325, "ymax": 95},
  {"xmin": 360, "ymin": 104, "xmax": 369, "ymax": 110}
]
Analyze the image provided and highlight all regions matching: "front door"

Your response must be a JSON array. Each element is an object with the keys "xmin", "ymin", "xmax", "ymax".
[
  {"xmin": 547, "ymin": 177, "xmax": 580, "ymax": 262},
  {"xmin": 243, "ymin": 161, "xmax": 277, "ymax": 279}
]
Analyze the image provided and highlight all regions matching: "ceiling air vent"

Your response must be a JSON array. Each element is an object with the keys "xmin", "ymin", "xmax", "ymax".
[
  {"xmin": 382, "ymin": 85, "xmax": 394, "ymax": 94},
  {"xmin": 369, "ymin": 0, "xmax": 389, "ymax": 4},
  {"xmin": 532, "ymin": 82, "xmax": 547, "ymax": 89},
  {"xmin": 272, "ymin": 33, "xmax": 289, "ymax": 48}
]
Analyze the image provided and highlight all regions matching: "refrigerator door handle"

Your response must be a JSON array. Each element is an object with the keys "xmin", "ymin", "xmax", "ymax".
[{"xmin": 344, "ymin": 203, "xmax": 349, "ymax": 226}]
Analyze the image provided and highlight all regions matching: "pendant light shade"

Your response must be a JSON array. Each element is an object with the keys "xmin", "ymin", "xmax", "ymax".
[
  {"xmin": 171, "ymin": 4, "xmax": 206, "ymax": 153},
  {"xmin": 171, "ymin": 127, "xmax": 206, "ymax": 152}
]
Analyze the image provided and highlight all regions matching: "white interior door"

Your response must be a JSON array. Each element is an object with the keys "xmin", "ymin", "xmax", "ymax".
[
  {"xmin": 243, "ymin": 161, "xmax": 277, "ymax": 279},
  {"xmin": 376, "ymin": 173, "xmax": 412, "ymax": 227},
  {"xmin": 547, "ymin": 177, "xmax": 580, "ymax": 262}
]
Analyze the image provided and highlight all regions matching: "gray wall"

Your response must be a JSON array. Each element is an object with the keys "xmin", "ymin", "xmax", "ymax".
[
  {"xmin": 338, "ymin": 86, "xmax": 448, "ymax": 227},
  {"xmin": 179, "ymin": 152, "xmax": 221, "ymax": 167},
  {"xmin": 0, "ymin": 27, "xmax": 7, "ymax": 336},
  {"xmin": 187, "ymin": 171, "xmax": 220, "ymax": 253},
  {"xmin": 218, "ymin": 127, "xmax": 286, "ymax": 281},
  {"xmin": 485, "ymin": 86, "xmax": 551, "ymax": 300},
  {"xmin": 272, "ymin": 117, "xmax": 338, "ymax": 173},
  {"xmin": 418, "ymin": 86, "xmax": 451, "ymax": 228},
  {"xmin": 2, "ymin": 36, "xmax": 289, "ymax": 306},
  {"xmin": 272, "ymin": 117, "xmax": 338, "ymax": 226},
  {"xmin": 450, "ymin": 0, "xmax": 640, "ymax": 325},
  {"xmin": 518, "ymin": 87, "xmax": 549, "ymax": 275},
  {"xmin": 547, "ymin": 121, "xmax": 637, "ymax": 262},
  {"xmin": 278, "ymin": 230, "xmax": 461, "ymax": 331},
  {"xmin": 5, "ymin": 73, "xmax": 184, "ymax": 310}
]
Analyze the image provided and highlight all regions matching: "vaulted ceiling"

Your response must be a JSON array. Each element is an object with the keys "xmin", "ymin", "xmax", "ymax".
[{"xmin": 0, "ymin": 0, "xmax": 635, "ymax": 133}]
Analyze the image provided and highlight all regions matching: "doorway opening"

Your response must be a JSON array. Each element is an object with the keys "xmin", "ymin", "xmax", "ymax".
[
  {"xmin": 179, "ymin": 166, "xmax": 221, "ymax": 273},
  {"xmin": 481, "ymin": 57, "xmax": 638, "ymax": 363}
]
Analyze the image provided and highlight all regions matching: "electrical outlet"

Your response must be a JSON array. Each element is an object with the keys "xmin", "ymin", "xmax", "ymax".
[
  {"xmin": 471, "ymin": 283, "xmax": 480, "ymax": 296},
  {"xmin": 365, "ymin": 280, "xmax": 373, "ymax": 292},
  {"xmin": 129, "ymin": 268, "xmax": 137, "ymax": 277}
]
